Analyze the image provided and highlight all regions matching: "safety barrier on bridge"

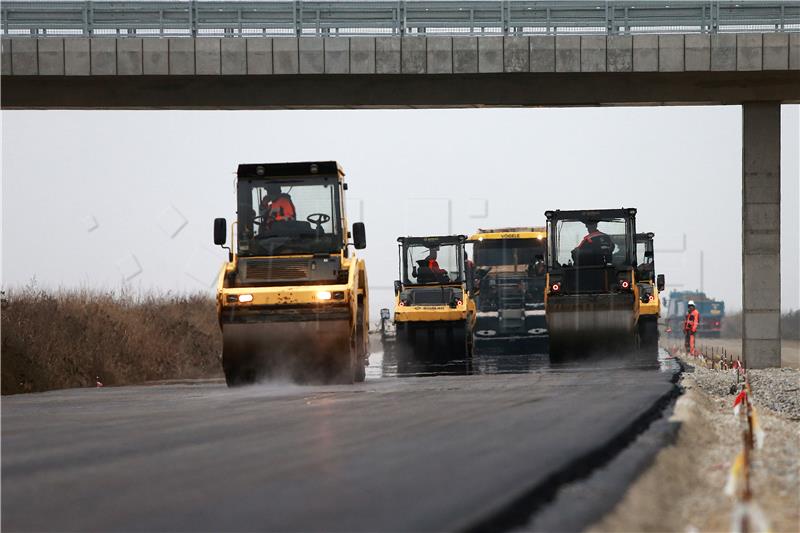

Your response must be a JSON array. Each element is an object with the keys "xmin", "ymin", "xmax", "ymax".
[{"xmin": 2, "ymin": 1, "xmax": 800, "ymax": 38}]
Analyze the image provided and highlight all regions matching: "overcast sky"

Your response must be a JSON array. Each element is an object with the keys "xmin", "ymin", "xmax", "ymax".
[{"xmin": 2, "ymin": 106, "xmax": 798, "ymax": 318}]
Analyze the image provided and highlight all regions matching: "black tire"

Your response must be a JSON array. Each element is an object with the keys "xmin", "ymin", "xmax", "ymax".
[
  {"xmin": 223, "ymin": 354, "xmax": 255, "ymax": 387},
  {"xmin": 354, "ymin": 303, "xmax": 367, "ymax": 383},
  {"xmin": 548, "ymin": 337, "xmax": 568, "ymax": 363},
  {"xmin": 638, "ymin": 318, "xmax": 659, "ymax": 353},
  {"xmin": 354, "ymin": 360, "xmax": 366, "ymax": 382}
]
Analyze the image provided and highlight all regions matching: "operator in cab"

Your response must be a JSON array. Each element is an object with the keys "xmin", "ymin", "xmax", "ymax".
[
  {"xmin": 260, "ymin": 184, "xmax": 296, "ymax": 228},
  {"xmin": 572, "ymin": 220, "xmax": 615, "ymax": 266},
  {"xmin": 684, "ymin": 300, "xmax": 700, "ymax": 355},
  {"xmin": 417, "ymin": 248, "xmax": 449, "ymax": 283}
]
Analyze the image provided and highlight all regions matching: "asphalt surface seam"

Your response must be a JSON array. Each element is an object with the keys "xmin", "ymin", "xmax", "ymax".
[{"xmin": 461, "ymin": 366, "xmax": 683, "ymax": 533}]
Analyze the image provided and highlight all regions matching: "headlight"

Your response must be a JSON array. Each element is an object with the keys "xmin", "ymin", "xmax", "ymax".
[
  {"xmin": 238, "ymin": 294, "xmax": 253, "ymax": 303},
  {"xmin": 316, "ymin": 291, "xmax": 332, "ymax": 300}
]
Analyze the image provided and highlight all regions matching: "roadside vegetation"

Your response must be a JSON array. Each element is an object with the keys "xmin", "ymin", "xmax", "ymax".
[
  {"xmin": 721, "ymin": 310, "xmax": 800, "ymax": 340},
  {"xmin": 1, "ymin": 287, "xmax": 222, "ymax": 395}
]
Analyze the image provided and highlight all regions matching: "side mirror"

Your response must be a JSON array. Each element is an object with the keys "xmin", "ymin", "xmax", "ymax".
[
  {"xmin": 657, "ymin": 274, "xmax": 665, "ymax": 292},
  {"xmin": 380, "ymin": 308, "xmax": 390, "ymax": 320},
  {"xmin": 214, "ymin": 218, "xmax": 227, "ymax": 246},
  {"xmin": 353, "ymin": 222, "xmax": 367, "ymax": 250},
  {"xmin": 394, "ymin": 280, "xmax": 402, "ymax": 295}
]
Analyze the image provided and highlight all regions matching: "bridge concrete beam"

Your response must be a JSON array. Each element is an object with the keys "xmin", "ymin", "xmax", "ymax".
[
  {"xmin": 221, "ymin": 38, "xmax": 246, "ymax": 75},
  {"xmin": 685, "ymin": 34, "xmax": 710, "ymax": 71},
  {"xmin": 196, "ymin": 38, "xmax": 221, "ymax": 75},
  {"xmin": 168, "ymin": 38, "xmax": 195, "ymax": 75},
  {"xmin": 711, "ymin": 34, "xmax": 737, "ymax": 71},
  {"xmin": 790, "ymin": 34, "xmax": 800, "ymax": 69},
  {"xmin": 580, "ymin": 35, "xmax": 606, "ymax": 73},
  {"xmin": 530, "ymin": 36, "xmax": 555, "ymax": 72},
  {"xmin": 607, "ymin": 35, "xmax": 632, "ymax": 72},
  {"xmin": 504, "ymin": 36, "xmax": 529, "ymax": 73},
  {"xmin": 658, "ymin": 35, "xmax": 684, "ymax": 72},
  {"xmin": 64, "ymin": 38, "xmax": 90, "ymax": 75},
  {"xmin": 375, "ymin": 37, "xmax": 400, "ymax": 74},
  {"xmin": 453, "ymin": 37, "xmax": 477, "ymax": 74},
  {"xmin": 246, "ymin": 38, "xmax": 272, "ymax": 75},
  {"xmin": 143, "ymin": 39, "xmax": 168, "ymax": 75},
  {"xmin": 633, "ymin": 35, "xmax": 658, "ymax": 72},
  {"xmin": 350, "ymin": 37, "xmax": 375, "ymax": 74},
  {"xmin": 274, "ymin": 38, "xmax": 299, "ymax": 74},
  {"xmin": 324, "ymin": 37, "xmax": 349, "ymax": 74},
  {"xmin": 5, "ymin": 33, "xmax": 800, "ymax": 81},
  {"xmin": 38, "ymin": 38, "xmax": 64, "ymax": 75},
  {"xmin": 402, "ymin": 37, "xmax": 426, "ymax": 74},
  {"xmin": 299, "ymin": 38, "xmax": 324, "ymax": 74},
  {"xmin": 742, "ymin": 103, "xmax": 781, "ymax": 369},
  {"xmin": 478, "ymin": 36, "xmax": 503, "ymax": 73},
  {"xmin": 763, "ymin": 33, "xmax": 789, "ymax": 70},
  {"xmin": 118, "ymin": 38, "xmax": 143, "ymax": 76}
]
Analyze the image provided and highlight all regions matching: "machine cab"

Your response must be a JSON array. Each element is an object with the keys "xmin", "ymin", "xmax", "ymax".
[
  {"xmin": 544, "ymin": 208, "xmax": 637, "ymax": 296},
  {"xmin": 228, "ymin": 162, "xmax": 364, "ymax": 256},
  {"xmin": 213, "ymin": 161, "xmax": 366, "ymax": 288},
  {"xmin": 635, "ymin": 232, "xmax": 656, "ymax": 283}
]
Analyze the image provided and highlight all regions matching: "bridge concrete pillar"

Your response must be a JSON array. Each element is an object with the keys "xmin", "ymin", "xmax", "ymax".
[{"xmin": 742, "ymin": 103, "xmax": 782, "ymax": 368}]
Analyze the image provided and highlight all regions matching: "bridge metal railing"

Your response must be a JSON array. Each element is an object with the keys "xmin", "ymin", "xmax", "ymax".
[{"xmin": 2, "ymin": 1, "xmax": 799, "ymax": 37}]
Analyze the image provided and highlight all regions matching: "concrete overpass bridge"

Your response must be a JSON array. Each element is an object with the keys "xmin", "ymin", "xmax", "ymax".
[{"xmin": 2, "ymin": 0, "xmax": 798, "ymax": 367}]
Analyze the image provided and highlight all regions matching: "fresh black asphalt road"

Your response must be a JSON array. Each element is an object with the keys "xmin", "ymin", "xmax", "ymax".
[{"xmin": 2, "ymin": 356, "xmax": 678, "ymax": 532}]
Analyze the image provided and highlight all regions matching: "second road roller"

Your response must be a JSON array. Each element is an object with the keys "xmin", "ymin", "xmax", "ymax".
[
  {"xmin": 544, "ymin": 208, "xmax": 640, "ymax": 358},
  {"xmin": 213, "ymin": 161, "xmax": 369, "ymax": 386},
  {"xmin": 393, "ymin": 235, "xmax": 475, "ymax": 372}
]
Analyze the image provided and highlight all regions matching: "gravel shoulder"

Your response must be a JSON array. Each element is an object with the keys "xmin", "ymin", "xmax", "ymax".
[{"xmin": 590, "ymin": 360, "xmax": 800, "ymax": 533}]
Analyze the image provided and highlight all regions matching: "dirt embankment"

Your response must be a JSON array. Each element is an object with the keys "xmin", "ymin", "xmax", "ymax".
[
  {"xmin": 591, "ymin": 362, "xmax": 800, "ymax": 533},
  {"xmin": 1, "ymin": 289, "xmax": 222, "ymax": 395}
]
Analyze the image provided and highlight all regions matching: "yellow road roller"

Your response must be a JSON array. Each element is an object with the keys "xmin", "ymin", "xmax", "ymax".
[
  {"xmin": 213, "ymin": 161, "xmax": 369, "ymax": 386},
  {"xmin": 635, "ymin": 232, "xmax": 665, "ymax": 352},
  {"xmin": 544, "ymin": 208, "xmax": 640, "ymax": 358},
  {"xmin": 393, "ymin": 235, "xmax": 475, "ymax": 372}
]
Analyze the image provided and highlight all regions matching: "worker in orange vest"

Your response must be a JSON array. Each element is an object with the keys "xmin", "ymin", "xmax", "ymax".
[
  {"xmin": 420, "ymin": 248, "xmax": 449, "ymax": 282},
  {"xmin": 683, "ymin": 300, "xmax": 700, "ymax": 355},
  {"xmin": 260, "ymin": 184, "xmax": 296, "ymax": 228}
]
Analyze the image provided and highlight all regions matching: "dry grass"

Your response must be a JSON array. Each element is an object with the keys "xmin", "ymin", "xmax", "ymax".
[
  {"xmin": 722, "ymin": 310, "xmax": 800, "ymax": 340},
  {"xmin": 1, "ymin": 288, "xmax": 222, "ymax": 395}
]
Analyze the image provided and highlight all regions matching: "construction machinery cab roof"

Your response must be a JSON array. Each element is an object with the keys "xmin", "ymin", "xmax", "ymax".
[
  {"xmin": 545, "ymin": 208, "xmax": 637, "ymax": 221},
  {"xmin": 468, "ymin": 227, "xmax": 546, "ymax": 242},
  {"xmin": 397, "ymin": 235, "xmax": 467, "ymax": 246},
  {"xmin": 237, "ymin": 161, "xmax": 345, "ymax": 180}
]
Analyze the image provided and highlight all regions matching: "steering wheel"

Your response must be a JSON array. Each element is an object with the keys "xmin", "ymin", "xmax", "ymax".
[{"xmin": 306, "ymin": 213, "xmax": 331, "ymax": 227}]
